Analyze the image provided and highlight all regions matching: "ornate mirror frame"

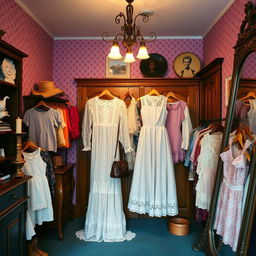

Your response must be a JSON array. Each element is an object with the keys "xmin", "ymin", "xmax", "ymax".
[{"xmin": 194, "ymin": 1, "xmax": 256, "ymax": 255}]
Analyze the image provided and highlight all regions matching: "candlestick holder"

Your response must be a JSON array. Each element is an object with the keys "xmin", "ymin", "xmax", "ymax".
[{"xmin": 11, "ymin": 132, "xmax": 26, "ymax": 179}]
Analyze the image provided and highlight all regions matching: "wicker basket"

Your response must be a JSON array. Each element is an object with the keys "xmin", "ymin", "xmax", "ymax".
[{"xmin": 168, "ymin": 217, "xmax": 190, "ymax": 236}]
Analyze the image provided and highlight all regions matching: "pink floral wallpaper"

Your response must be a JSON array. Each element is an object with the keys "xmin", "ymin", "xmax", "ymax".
[
  {"xmin": 203, "ymin": 0, "xmax": 256, "ymax": 117},
  {"xmin": 0, "ymin": 0, "xmax": 53, "ymax": 95}
]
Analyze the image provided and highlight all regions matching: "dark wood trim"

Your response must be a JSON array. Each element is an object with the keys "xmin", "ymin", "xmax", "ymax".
[
  {"xmin": 196, "ymin": 58, "xmax": 224, "ymax": 77},
  {"xmin": 0, "ymin": 39, "xmax": 28, "ymax": 58},
  {"xmin": 196, "ymin": 58, "xmax": 223, "ymax": 121},
  {"xmin": 0, "ymin": 176, "xmax": 31, "ymax": 195},
  {"xmin": 75, "ymin": 78, "xmax": 201, "ymax": 88}
]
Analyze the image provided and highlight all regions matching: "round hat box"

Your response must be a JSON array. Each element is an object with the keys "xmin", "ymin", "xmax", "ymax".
[{"xmin": 168, "ymin": 217, "xmax": 190, "ymax": 236}]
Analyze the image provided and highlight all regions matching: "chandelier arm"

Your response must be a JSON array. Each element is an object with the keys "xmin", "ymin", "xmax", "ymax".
[
  {"xmin": 115, "ymin": 12, "xmax": 126, "ymax": 25},
  {"xmin": 102, "ymin": 32, "xmax": 114, "ymax": 42},
  {"xmin": 134, "ymin": 13, "xmax": 150, "ymax": 24},
  {"xmin": 142, "ymin": 32, "xmax": 157, "ymax": 43}
]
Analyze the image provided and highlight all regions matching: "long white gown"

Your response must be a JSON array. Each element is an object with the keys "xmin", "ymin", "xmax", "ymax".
[
  {"xmin": 76, "ymin": 96, "xmax": 136, "ymax": 242},
  {"xmin": 128, "ymin": 95, "xmax": 178, "ymax": 217}
]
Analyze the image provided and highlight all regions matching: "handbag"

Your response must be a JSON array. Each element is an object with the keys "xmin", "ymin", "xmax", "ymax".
[{"xmin": 110, "ymin": 120, "xmax": 129, "ymax": 178}]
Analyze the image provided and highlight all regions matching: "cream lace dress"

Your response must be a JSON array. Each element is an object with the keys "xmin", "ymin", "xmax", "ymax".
[
  {"xmin": 128, "ymin": 95, "xmax": 178, "ymax": 217},
  {"xmin": 76, "ymin": 97, "xmax": 135, "ymax": 242}
]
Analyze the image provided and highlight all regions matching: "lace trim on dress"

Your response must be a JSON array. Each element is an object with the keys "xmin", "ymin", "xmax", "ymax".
[
  {"xmin": 128, "ymin": 200, "xmax": 178, "ymax": 217},
  {"xmin": 75, "ymin": 229, "xmax": 136, "ymax": 243}
]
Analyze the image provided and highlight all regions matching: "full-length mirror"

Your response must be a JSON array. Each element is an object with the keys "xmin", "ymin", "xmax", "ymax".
[{"xmin": 194, "ymin": 2, "xmax": 256, "ymax": 255}]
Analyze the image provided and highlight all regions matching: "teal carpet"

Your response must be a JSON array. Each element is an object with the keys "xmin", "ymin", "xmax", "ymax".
[{"xmin": 38, "ymin": 218, "xmax": 234, "ymax": 256}]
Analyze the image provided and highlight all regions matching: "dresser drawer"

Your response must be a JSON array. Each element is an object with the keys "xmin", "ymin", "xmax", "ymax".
[{"xmin": 0, "ymin": 184, "xmax": 25, "ymax": 213}]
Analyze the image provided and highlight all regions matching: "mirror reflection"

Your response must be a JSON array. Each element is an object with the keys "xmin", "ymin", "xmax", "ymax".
[{"xmin": 212, "ymin": 52, "xmax": 256, "ymax": 255}]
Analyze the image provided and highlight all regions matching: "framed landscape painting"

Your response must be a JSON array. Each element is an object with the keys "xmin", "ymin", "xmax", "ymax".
[{"xmin": 106, "ymin": 57, "xmax": 130, "ymax": 78}]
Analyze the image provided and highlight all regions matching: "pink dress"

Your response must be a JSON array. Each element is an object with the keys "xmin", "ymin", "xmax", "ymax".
[
  {"xmin": 214, "ymin": 140, "xmax": 251, "ymax": 252},
  {"xmin": 165, "ymin": 100, "xmax": 187, "ymax": 163}
]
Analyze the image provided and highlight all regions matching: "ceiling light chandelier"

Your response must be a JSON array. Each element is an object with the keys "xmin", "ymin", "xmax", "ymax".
[{"xmin": 102, "ymin": 0, "xmax": 156, "ymax": 63}]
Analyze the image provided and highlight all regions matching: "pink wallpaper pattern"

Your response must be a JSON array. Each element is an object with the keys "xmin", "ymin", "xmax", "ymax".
[
  {"xmin": 0, "ymin": 0, "xmax": 53, "ymax": 95},
  {"xmin": 203, "ymin": 0, "xmax": 256, "ymax": 117},
  {"xmin": 53, "ymin": 39, "xmax": 203, "ymax": 164},
  {"xmin": 53, "ymin": 39, "xmax": 203, "ymax": 104},
  {"xmin": 241, "ymin": 52, "xmax": 256, "ymax": 79}
]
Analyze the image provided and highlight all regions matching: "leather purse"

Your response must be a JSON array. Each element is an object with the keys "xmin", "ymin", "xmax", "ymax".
[
  {"xmin": 110, "ymin": 159, "xmax": 129, "ymax": 178},
  {"xmin": 110, "ymin": 120, "xmax": 129, "ymax": 178}
]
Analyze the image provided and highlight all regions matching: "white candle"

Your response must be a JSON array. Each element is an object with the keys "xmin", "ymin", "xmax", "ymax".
[{"xmin": 16, "ymin": 117, "xmax": 22, "ymax": 133}]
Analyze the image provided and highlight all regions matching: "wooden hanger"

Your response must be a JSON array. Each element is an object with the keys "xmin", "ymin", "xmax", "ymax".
[
  {"xmin": 23, "ymin": 141, "xmax": 45, "ymax": 152},
  {"xmin": 225, "ymin": 132, "xmax": 250, "ymax": 161},
  {"xmin": 242, "ymin": 126, "xmax": 254, "ymax": 141},
  {"xmin": 166, "ymin": 91, "xmax": 184, "ymax": 103},
  {"xmin": 239, "ymin": 91, "xmax": 256, "ymax": 101},
  {"xmin": 97, "ymin": 89, "xmax": 115, "ymax": 100},
  {"xmin": 34, "ymin": 100, "xmax": 50, "ymax": 111},
  {"xmin": 148, "ymin": 89, "xmax": 160, "ymax": 96},
  {"xmin": 137, "ymin": 88, "xmax": 160, "ymax": 101},
  {"xmin": 209, "ymin": 123, "xmax": 224, "ymax": 134}
]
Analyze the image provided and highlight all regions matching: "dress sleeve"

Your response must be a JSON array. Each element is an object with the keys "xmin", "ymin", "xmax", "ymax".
[
  {"xmin": 127, "ymin": 99, "xmax": 138, "ymax": 134},
  {"xmin": 119, "ymin": 101, "xmax": 133, "ymax": 153},
  {"xmin": 181, "ymin": 105, "xmax": 193, "ymax": 150},
  {"xmin": 82, "ymin": 100, "xmax": 93, "ymax": 151},
  {"xmin": 23, "ymin": 109, "xmax": 30, "ymax": 126},
  {"xmin": 53, "ymin": 109, "xmax": 63, "ymax": 128}
]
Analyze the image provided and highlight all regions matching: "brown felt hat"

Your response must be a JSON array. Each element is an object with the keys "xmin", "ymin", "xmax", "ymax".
[{"xmin": 32, "ymin": 81, "xmax": 63, "ymax": 98}]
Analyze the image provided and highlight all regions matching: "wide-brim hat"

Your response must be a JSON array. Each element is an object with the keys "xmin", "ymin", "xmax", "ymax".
[{"xmin": 32, "ymin": 81, "xmax": 63, "ymax": 98}]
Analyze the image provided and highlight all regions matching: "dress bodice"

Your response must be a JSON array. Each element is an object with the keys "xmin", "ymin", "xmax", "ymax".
[
  {"xmin": 90, "ymin": 97, "xmax": 121, "ymax": 126},
  {"xmin": 220, "ymin": 140, "xmax": 251, "ymax": 189},
  {"xmin": 140, "ymin": 95, "xmax": 167, "ymax": 127}
]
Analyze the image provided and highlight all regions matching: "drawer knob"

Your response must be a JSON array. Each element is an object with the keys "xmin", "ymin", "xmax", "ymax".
[{"xmin": 9, "ymin": 194, "xmax": 16, "ymax": 200}]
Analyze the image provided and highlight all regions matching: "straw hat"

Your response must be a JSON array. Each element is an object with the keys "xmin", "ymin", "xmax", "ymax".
[{"xmin": 32, "ymin": 81, "xmax": 63, "ymax": 98}]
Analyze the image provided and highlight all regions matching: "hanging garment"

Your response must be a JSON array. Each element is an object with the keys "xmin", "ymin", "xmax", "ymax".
[
  {"xmin": 128, "ymin": 95, "xmax": 178, "ymax": 217},
  {"xmin": 22, "ymin": 148, "xmax": 53, "ymax": 240},
  {"xmin": 40, "ymin": 150, "xmax": 55, "ymax": 197},
  {"xmin": 214, "ymin": 140, "xmax": 251, "ymax": 252},
  {"xmin": 24, "ymin": 108, "xmax": 62, "ymax": 152},
  {"xmin": 165, "ymin": 100, "xmax": 192, "ymax": 163},
  {"xmin": 247, "ymin": 99, "xmax": 256, "ymax": 134},
  {"xmin": 126, "ymin": 96, "xmax": 139, "ymax": 170},
  {"xmin": 76, "ymin": 96, "xmax": 135, "ymax": 242},
  {"xmin": 68, "ymin": 106, "xmax": 80, "ymax": 140},
  {"xmin": 56, "ymin": 108, "xmax": 66, "ymax": 148},
  {"xmin": 195, "ymin": 132, "xmax": 223, "ymax": 210}
]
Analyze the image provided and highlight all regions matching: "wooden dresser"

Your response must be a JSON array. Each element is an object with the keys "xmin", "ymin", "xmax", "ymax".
[
  {"xmin": 52, "ymin": 163, "xmax": 74, "ymax": 240},
  {"xmin": 0, "ymin": 176, "xmax": 31, "ymax": 256}
]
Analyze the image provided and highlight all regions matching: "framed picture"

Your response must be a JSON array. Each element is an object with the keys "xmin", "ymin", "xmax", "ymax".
[
  {"xmin": 0, "ymin": 57, "xmax": 16, "ymax": 84},
  {"xmin": 140, "ymin": 53, "xmax": 168, "ymax": 77},
  {"xmin": 173, "ymin": 52, "xmax": 201, "ymax": 78},
  {"xmin": 225, "ymin": 75, "xmax": 232, "ymax": 107},
  {"xmin": 106, "ymin": 57, "xmax": 130, "ymax": 78}
]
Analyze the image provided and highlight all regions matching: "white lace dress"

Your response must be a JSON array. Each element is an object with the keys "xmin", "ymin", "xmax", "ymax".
[
  {"xmin": 22, "ymin": 148, "xmax": 53, "ymax": 240},
  {"xmin": 76, "ymin": 96, "xmax": 135, "ymax": 242},
  {"xmin": 248, "ymin": 99, "xmax": 256, "ymax": 134},
  {"xmin": 128, "ymin": 95, "xmax": 178, "ymax": 217},
  {"xmin": 195, "ymin": 132, "xmax": 223, "ymax": 210}
]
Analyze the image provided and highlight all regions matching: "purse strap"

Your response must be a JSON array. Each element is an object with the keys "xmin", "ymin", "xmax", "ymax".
[{"xmin": 114, "ymin": 118, "xmax": 120, "ymax": 160}]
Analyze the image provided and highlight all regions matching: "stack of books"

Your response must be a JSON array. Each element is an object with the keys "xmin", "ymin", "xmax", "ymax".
[{"xmin": 0, "ymin": 121, "xmax": 11, "ymax": 132}]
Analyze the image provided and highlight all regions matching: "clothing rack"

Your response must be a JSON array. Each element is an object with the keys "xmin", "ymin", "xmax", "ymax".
[{"xmin": 199, "ymin": 118, "xmax": 226, "ymax": 124}]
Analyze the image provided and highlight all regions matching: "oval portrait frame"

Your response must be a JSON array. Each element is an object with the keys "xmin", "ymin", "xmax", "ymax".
[
  {"xmin": 140, "ymin": 53, "xmax": 168, "ymax": 77},
  {"xmin": 173, "ymin": 52, "xmax": 201, "ymax": 78}
]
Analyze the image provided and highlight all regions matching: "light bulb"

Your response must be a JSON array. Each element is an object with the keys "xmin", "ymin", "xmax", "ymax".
[{"xmin": 107, "ymin": 41, "xmax": 122, "ymax": 59}]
